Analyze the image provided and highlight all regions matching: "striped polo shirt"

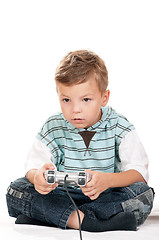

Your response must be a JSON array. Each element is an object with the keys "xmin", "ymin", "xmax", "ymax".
[{"xmin": 36, "ymin": 106, "xmax": 135, "ymax": 173}]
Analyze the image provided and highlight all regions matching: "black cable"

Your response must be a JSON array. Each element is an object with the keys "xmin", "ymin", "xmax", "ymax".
[{"xmin": 64, "ymin": 174, "xmax": 83, "ymax": 240}]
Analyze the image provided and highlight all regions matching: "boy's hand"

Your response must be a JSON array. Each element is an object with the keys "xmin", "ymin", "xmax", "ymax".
[
  {"xmin": 33, "ymin": 163, "xmax": 58, "ymax": 195},
  {"xmin": 81, "ymin": 169, "xmax": 146, "ymax": 200},
  {"xmin": 81, "ymin": 170, "xmax": 111, "ymax": 200}
]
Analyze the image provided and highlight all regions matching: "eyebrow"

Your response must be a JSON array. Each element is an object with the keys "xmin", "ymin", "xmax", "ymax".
[
  {"xmin": 63, "ymin": 94, "xmax": 95, "ymax": 98},
  {"xmin": 80, "ymin": 93, "xmax": 95, "ymax": 98},
  {"xmin": 59, "ymin": 92, "xmax": 95, "ymax": 100},
  {"xmin": 60, "ymin": 94, "xmax": 70, "ymax": 98}
]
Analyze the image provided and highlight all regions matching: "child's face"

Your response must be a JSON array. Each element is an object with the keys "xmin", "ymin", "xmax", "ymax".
[{"xmin": 56, "ymin": 76, "xmax": 110, "ymax": 129}]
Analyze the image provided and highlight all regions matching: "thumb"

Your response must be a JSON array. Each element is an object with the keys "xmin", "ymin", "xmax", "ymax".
[
  {"xmin": 42, "ymin": 163, "xmax": 55, "ymax": 171},
  {"xmin": 85, "ymin": 169, "xmax": 94, "ymax": 182},
  {"xmin": 85, "ymin": 169, "xmax": 94, "ymax": 176}
]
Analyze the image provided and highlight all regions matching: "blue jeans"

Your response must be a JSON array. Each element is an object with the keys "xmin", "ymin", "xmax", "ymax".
[{"xmin": 6, "ymin": 177, "xmax": 154, "ymax": 229}]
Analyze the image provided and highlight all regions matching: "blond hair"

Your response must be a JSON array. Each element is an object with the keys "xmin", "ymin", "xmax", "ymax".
[{"xmin": 55, "ymin": 50, "xmax": 108, "ymax": 93}]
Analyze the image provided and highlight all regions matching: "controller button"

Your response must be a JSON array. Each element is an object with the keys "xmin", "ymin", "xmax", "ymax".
[
  {"xmin": 79, "ymin": 172, "xmax": 85, "ymax": 176},
  {"xmin": 48, "ymin": 170, "xmax": 55, "ymax": 174},
  {"xmin": 78, "ymin": 178, "xmax": 85, "ymax": 186},
  {"xmin": 47, "ymin": 176, "xmax": 55, "ymax": 184}
]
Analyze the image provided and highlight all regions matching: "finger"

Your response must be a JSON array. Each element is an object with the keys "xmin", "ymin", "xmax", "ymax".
[
  {"xmin": 35, "ymin": 186, "xmax": 49, "ymax": 194},
  {"xmin": 82, "ymin": 187, "xmax": 94, "ymax": 193},
  {"xmin": 42, "ymin": 164, "xmax": 56, "ymax": 183},
  {"xmin": 83, "ymin": 188, "xmax": 97, "ymax": 197},
  {"xmin": 85, "ymin": 175, "xmax": 96, "ymax": 188},
  {"xmin": 85, "ymin": 181, "xmax": 95, "ymax": 188},
  {"xmin": 85, "ymin": 169, "xmax": 93, "ymax": 174},
  {"xmin": 45, "ymin": 183, "xmax": 58, "ymax": 191},
  {"xmin": 36, "ymin": 183, "xmax": 58, "ymax": 194},
  {"xmin": 89, "ymin": 192, "xmax": 99, "ymax": 200},
  {"xmin": 42, "ymin": 163, "xmax": 55, "ymax": 171},
  {"xmin": 85, "ymin": 169, "xmax": 94, "ymax": 181},
  {"xmin": 81, "ymin": 178, "xmax": 96, "ymax": 192},
  {"xmin": 38, "ymin": 189, "xmax": 52, "ymax": 195}
]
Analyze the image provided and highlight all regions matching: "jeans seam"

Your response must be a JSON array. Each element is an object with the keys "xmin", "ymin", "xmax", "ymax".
[
  {"xmin": 122, "ymin": 186, "xmax": 136, "ymax": 198},
  {"xmin": 58, "ymin": 204, "xmax": 75, "ymax": 229}
]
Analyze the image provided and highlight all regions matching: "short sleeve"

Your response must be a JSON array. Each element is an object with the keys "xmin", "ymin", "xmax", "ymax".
[
  {"xmin": 36, "ymin": 116, "xmax": 63, "ymax": 165},
  {"xmin": 115, "ymin": 115, "xmax": 135, "ymax": 145}
]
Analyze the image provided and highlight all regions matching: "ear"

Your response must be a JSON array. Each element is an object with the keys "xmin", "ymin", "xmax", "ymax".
[{"xmin": 101, "ymin": 90, "xmax": 110, "ymax": 107}]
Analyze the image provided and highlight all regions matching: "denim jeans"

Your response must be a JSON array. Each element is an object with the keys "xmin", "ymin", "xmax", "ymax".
[{"xmin": 6, "ymin": 177, "xmax": 154, "ymax": 229}]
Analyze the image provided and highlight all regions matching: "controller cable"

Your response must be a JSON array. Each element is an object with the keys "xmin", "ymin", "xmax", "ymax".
[{"xmin": 64, "ymin": 174, "xmax": 83, "ymax": 240}]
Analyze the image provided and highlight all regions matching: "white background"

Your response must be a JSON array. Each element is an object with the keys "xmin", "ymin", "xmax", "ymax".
[{"xmin": 0, "ymin": 0, "xmax": 159, "ymax": 212}]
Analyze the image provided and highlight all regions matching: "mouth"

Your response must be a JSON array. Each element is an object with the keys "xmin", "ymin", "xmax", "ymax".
[{"xmin": 72, "ymin": 118, "xmax": 84, "ymax": 123}]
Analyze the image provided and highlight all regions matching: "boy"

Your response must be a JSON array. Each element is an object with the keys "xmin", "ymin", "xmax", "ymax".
[{"xmin": 6, "ymin": 50, "xmax": 154, "ymax": 232}]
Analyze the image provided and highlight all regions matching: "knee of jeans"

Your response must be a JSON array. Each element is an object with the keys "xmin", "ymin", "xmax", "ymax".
[
  {"xmin": 8, "ymin": 177, "xmax": 34, "ymax": 192},
  {"xmin": 121, "ymin": 188, "xmax": 154, "ymax": 226},
  {"xmin": 6, "ymin": 178, "xmax": 33, "ymax": 219}
]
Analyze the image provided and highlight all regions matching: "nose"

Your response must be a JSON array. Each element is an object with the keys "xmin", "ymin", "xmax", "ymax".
[{"xmin": 72, "ymin": 102, "xmax": 82, "ymax": 113}]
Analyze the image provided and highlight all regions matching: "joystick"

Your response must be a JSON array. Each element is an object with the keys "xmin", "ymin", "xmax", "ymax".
[{"xmin": 45, "ymin": 170, "xmax": 91, "ymax": 187}]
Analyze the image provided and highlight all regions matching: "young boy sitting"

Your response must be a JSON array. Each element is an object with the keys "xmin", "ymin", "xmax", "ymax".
[{"xmin": 6, "ymin": 50, "xmax": 154, "ymax": 232}]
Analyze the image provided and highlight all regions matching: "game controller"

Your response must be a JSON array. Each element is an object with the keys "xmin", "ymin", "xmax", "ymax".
[{"xmin": 45, "ymin": 170, "xmax": 91, "ymax": 187}]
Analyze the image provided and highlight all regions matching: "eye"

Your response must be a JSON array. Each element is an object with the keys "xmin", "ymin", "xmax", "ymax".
[
  {"xmin": 83, "ymin": 98, "xmax": 91, "ymax": 102},
  {"xmin": 63, "ymin": 98, "xmax": 70, "ymax": 103}
]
